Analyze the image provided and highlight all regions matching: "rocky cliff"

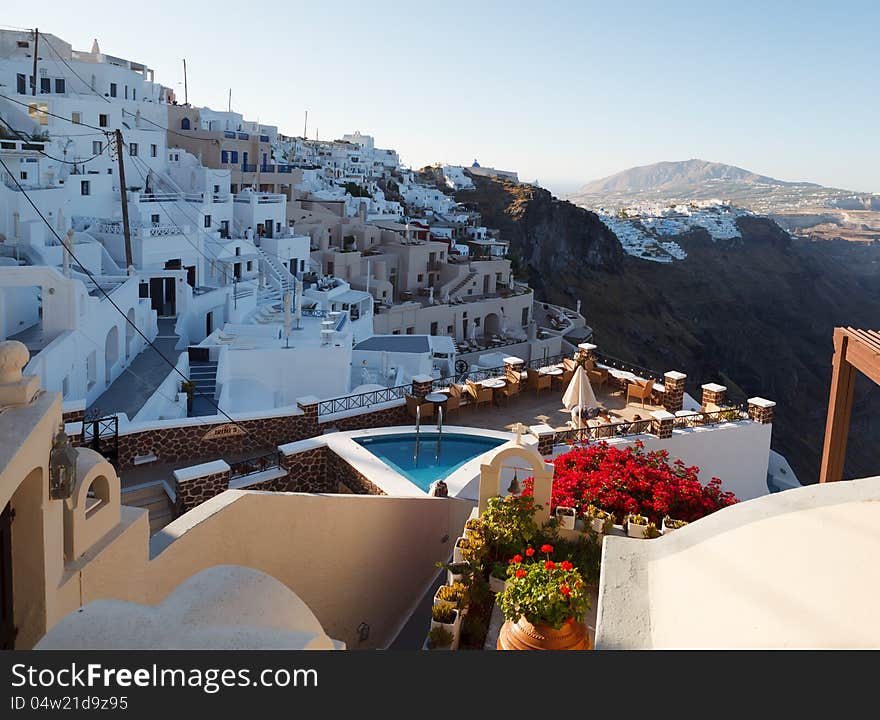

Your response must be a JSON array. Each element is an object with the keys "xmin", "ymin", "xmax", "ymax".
[{"xmin": 459, "ymin": 174, "xmax": 880, "ymax": 484}]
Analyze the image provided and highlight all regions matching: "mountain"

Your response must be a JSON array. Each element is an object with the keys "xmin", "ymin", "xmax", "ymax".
[
  {"xmin": 574, "ymin": 159, "xmax": 813, "ymax": 199},
  {"xmin": 569, "ymin": 159, "xmax": 880, "ymax": 243},
  {"xmin": 457, "ymin": 172, "xmax": 880, "ymax": 485}
]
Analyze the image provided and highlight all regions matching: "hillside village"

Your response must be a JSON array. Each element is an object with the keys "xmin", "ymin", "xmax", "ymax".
[{"xmin": 4, "ymin": 26, "xmax": 878, "ymax": 658}]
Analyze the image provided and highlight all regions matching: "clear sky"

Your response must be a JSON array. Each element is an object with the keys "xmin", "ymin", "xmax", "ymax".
[{"xmin": 7, "ymin": 1, "xmax": 879, "ymax": 194}]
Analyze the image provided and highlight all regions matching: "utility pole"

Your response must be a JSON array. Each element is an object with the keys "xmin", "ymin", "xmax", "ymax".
[
  {"xmin": 113, "ymin": 129, "xmax": 134, "ymax": 271},
  {"xmin": 303, "ymin": 110, "xmax": 308, "ymax": 139},
  {"xmin": 31, "ymin": 28, "xmax": 39, "ymax": 96},
  {"xmin": 228, "ymin": 88, "xmax": 231, "ymax": 112},
  {"xmin": 182, "ymin": 58, "xmax": 188, "ymax": 105}
]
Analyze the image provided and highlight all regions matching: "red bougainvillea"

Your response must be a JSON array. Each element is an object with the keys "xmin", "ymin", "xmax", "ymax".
[{"xmin": 523, "ymin": 440, "xmax": 737, "ymax": 525}]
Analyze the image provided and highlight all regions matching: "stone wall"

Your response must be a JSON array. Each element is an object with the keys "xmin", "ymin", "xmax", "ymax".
[
  {"xmin": 280, "ymin": 446, "xmax": 332, "ymax": 493},
  {"xmin": 327, "ymin": 450, "xmax": 386, "ymax": 496},
  {"xmin": 116, "ymin": 412, "xmax": 314, "ymax": 470},
  {"xmin": 175, "ymin": 470, "xmax": 230, "ymax": 515}
]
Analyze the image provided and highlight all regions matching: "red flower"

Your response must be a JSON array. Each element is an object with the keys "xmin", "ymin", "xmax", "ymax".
[
  {"xmin": 540, "ymin": 544, "xmax": 554, "ymax": 554},
  {"xmin": 566, "ymin": 617, "xmax": 575, "ymax": 625},
  {"xmin": 560, "ymin": 560, "xmax": 573, "ymax": 571},
  {"xmin": 515, "ymin": 568, "xmax": 526, "ymax": 578},
  {"xmin": 525, "ymin": 547, "xmax": 535, "ymax": 557},
  {"xmin": 560, "ymin": 584, "xmax": 571, "ymax": 596},
  {"xmin": 510, "ymin": 554, "xmax": 523, "ymax": 564},
  {"xmin": 544, "ymin": 560, "xmax": 556, "ymax": 570}
]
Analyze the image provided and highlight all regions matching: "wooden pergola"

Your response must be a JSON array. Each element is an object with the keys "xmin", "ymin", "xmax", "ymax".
[{"xmin": 819, "ymin": 327, "xmax": 880, "ymax": 483}]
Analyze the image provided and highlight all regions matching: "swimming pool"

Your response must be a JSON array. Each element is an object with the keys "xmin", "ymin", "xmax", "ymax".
[{"xmin": 354, "ymin": 433, "xmax": 506, "ymax": 492}]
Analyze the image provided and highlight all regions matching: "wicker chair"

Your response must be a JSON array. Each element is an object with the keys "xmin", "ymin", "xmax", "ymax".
[
  {"xmin": 584, "ymin": 358, "xmax": 610, "ymax": 393},
  {"xmin": 626, "ymin": 379, "xmax": 655, "ymax": 409},
  {"xmin": 525, "ymin": 368, "xmax": 551, "ymax": 397},
  {"xmin": 444, "ymin": 384, "xmax": 464, "ymax": 415},
  {"xmin": 465, "ymin": 380, "xmax": 493, "ymax": 409},
  {"xmin": 406, "ymin": 394, "xmax": 434, "ymax": 420}
]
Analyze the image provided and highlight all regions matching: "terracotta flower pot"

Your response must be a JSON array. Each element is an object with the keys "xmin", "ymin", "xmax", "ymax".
[{"xmin": 497, "ymin": 615, "xmax": 591, "ymax": 651}]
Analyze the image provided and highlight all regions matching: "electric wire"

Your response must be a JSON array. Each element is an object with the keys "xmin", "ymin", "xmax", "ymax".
[
  {"xmin": 39, "ymin": 32, "xmax": 112, "ymax": 103},
  {"xmin": 0, "ymin": 115, "xmax": 110, "ymax": 166}
]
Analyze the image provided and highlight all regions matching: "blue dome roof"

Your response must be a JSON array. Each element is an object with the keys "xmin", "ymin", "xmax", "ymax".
[{"xmin": 471, "ymin": 159, "xmax": 481, "ymax": 167}]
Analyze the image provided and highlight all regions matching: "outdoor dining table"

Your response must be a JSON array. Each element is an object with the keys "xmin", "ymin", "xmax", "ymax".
[
  {"xmin": 538, "ymin": 367, "xmax": 563, "ymax": 376},
  {"xmin": 481, "ymin": 378, "xmax": 507, "ymax": 406}
]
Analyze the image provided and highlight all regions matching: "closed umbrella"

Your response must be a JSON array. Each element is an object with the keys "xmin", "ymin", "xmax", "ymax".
[
  {"xmin": 562, "ymin": 366, "xmax": 598, "ymax": 427},
  {"xmin": 283, "ymin": 291, "xmax": 292, "ymax": 346}
]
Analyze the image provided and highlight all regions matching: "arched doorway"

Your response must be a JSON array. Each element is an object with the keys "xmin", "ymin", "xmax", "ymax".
[
  {"xmin": 484, "ymin": 312, "xmax": 500, "ymax": 336},
  {"xmin": 104, "ymin": 326, "xmax": 119, "ymax": 385},
  {"xmin": 180, "ymin": 117, "xmax": 191, "ymax": 130},
  {"xmin": 125, "ymin": 308, "xmax": 135, "ymax": 360}
]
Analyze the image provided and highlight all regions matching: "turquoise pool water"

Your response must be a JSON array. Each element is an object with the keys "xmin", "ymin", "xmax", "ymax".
[{"xmin": 354, "ymin": 433, "xmax": 506, "ymax": 492}]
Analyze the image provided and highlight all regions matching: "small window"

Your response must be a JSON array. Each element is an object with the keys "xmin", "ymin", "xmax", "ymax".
[
  {"xmin": 124, "ymin": 85, "xmax": 128, "ymax": 99},
  {"xmin": 392, "ymin": 329, "xmax": 400, "ymax": 335},
  {"xmin": 447, "ymin": 325, "xmax": 453, "ymax": 334},
  {"xmin": 150, "ymin": 144, "xmax": 157, "ymax": 157},
  {"xmin": 81, "ymin": 180, "xmax": 91, "ymax": 196},
  {"xmin": 28, "ymin": 103, "xmax": 48, "ymax": 125},
  {"xmin": 230, "ymin": 150, "xmax": 238, "ymax": 163},
  {"xmin": 92, "ymin": 140, "xmax": 102, "ymax": 155},
  {"xmin": 99, "ymin": 114, "xmax": 108, "ymax": 127},
  {"xmin": 406, "ymin": 327, "xmax": 414, "ymax": 335},
  {"xmin": 129, "ymin": 143, "xmax": 138, "ymax": 157},
  {"xmin": 417, "ymin": 274, "xmax": 424, "ymax": 282},
  {"xmin": 132, "ymin": 88, "xmax": 136, "ymax": 100},
  {"xmin": 430, "ymin": 322, "xmax": 438, "ymax": 335},
  {"xmin": 16, "ymin": 73, "xmax": 26, "ymax": 94},
  {"xmin": 40, "ymin": 77, "xmax": 50, "ymax": 94},
  {"xmin": 151, "ymin": 214, "xmax": 160, "ymax": 224},
  {"xmin": 204, "ymin": 215, "xmax": 212, "ymax": 228},
  {"xmin": 246, "ymin": 261, "xmax": 253, "ymax": 272},
  {"xmin": 55, "ymin": 78, "xmax": 65, "ymax": 94},
  {"xmin": 221, "ymin": 150, "xmax": 229, "ymax": 163},
  {"xmin": 110, "ymin": 82, "xmax": 117, "ymax": 97},
  {"xmin": 16, "ymin": 40, "xmax": 28, "ymax": 48},
  {"xmin": 71, "ymin": 111, "xmax": 81, "ymax": 124},
  {"xmin": 19, "ymin": 171, "xmax": 27, "ymax": 181}
]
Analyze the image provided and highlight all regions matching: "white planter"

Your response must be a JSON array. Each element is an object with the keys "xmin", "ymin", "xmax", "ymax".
[
  {"xmin": 590, "ymin": 516, "xmax": 608, "ymax": 534},
  {"xmin": 556, "ymin": 507, "xmax": 576, "ymax": 530},
  {"xmin": 452, "ymin": 537, "xmax": 467, "ymax": 564},
  {"xmin": 447, "ymin": 569, "xmax": 463, "ymax": 585},
  {"xmin": 431, "ymin": 609, "xmax": 460, "ymax": 649},
  {"xmin": 489, "ymin": 575, "xmax": 507, "ymax": 594},
  {"xmin": 662, "ymin": 517, "xmax": 687, "ymax": 534},
  {"xmin": 626, "ymin": 518, "xmax": 648, "ymax": 539}
]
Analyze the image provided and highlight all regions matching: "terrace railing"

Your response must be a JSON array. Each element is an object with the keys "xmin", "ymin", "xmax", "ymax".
[
  {"xmin": 318, "ymin": 384, "xmax": 410, "ymax": 417},
  {"xmin": 594, "ymin": 352, "xmax": 664, "ymax": 383},
  {"xmin": 671, "ymin": 404, "xmax": 749, "ymax": 429},
  {"xmin": 554, "ymin": 417, "xmax": 655, "ymax": 445},
  {"xmin": 229, "ymin": 450, "xmax": 281, "ymax": 481}
]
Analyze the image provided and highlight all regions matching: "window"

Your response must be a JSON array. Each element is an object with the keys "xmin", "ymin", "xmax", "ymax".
[
  {"xmin": 180, "ymin": 117, "xmax": 190, "ymax": 130},
  {"xmin": 299, "ymin": 259, "xmax": 305, "ymax": 272},
  {"xmin": 16, "ymin": 40, "xmax": 28, "ymax": 48},
  {"xmin": 230, "ymin": 150, "xmax": 239, "ymax": 163},
  {"xmin": 430, "ymin": 322, "xmax": 438, "ymax": 335},
  {"xmin": 417, "ymin": 274, "xmax": 424, "ymax": 282},
  {"xmin": 406, "ymin": 327, "xmax": 414, "ymax": 335},
  {"xmin": 71, "ymin": 111, "xmax": 81, "ymax": 124},
  {"xmin": 221, "ymin": 150, "xmax": 229, "ymax": 163},
  {"xmin": 28, "ymin": 103, "xmax": 48, "ymax": 125},
  {"xmin": 213, "ymin": 185, "xmax": 220, "ymax": 193},
  {"xmin": 129, "ymin": 143, "xmax": 138, "ymax": 157},
  {"xmin": 40, "ymin": 77, "xmax": 50, "ymax": 94},
  {"xmin": 99, "ymin": 114, "xmax": 108, "ymax": 128},
  {"xmin": 55, "ymin": 78, "xmax": 65, "ymax": 94},
  {"xmin": 447, "ymin": 325, "xmax": 453, "ymax": 334},
  {"xmin": 246, "ymin": 261, "xmax": 253, "ymax": 272},
  {"xmin": 132, "ymin": 88, "xmax": 136, "ymax": 100},
  {"xmin": 230, "ymin": 183, "xmax": 238, "ymax": 194},
  {"xmin": 204, "ymin": 215, "xmax": 212, "ymax": 228},
  {"xmin": 81, "ymin": 180, "xmax": 91, "ymax": 196},
  {"xmin": 392, "ymin": 329, "xmax": 400, "ymax": 335},
  {"xmin": 16, "ymin": 73, "xmax": 26, "ymax": 94},
  {"xmin": 19, "ymin": 171, "xmax": 27, "ymax": 181},
  {"xmin": 110, "ymin": 83, "xmax": 117, "ymax": 97},
  {"xmin": 151, "ymin": 214, "xmax": 160, "ymax": 224},
  {"xmin": 124, "ymin": 85, "xmax": 128, "ymax": 99},
  {"xmin": 147, "ymin": 143, "xmax": 156, "ymax": 157},
  {"xmin": 92, "ymin": 140, "xmax": 102, "ymax": 155}
]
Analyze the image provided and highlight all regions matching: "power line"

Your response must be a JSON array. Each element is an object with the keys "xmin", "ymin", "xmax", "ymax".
[
  {"xmin": 0, "ymin": 153, "xmax": 246, "ymax": 431},
  {"xmin": 39, "ymin": 32, "xmax": 111, "ymax": 104},
  {"xmin": 0, "ymin": 92, "xmax": 107, "ymax": 131},
  {"xmin": 124, "ymin": 108, "xmax": 201, "ymax": 141},
  {"xmin": 0, "ymin": 115, "xmax": 109, "ymax": 165}
]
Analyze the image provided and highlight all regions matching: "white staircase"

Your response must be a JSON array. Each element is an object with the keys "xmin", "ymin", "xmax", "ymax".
[{"xmin": 448, "ymin": 270, "xmax": 478, "ymax": 300}]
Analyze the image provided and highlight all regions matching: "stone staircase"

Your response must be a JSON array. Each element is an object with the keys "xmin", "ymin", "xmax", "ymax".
[
  {"xmin": 448, "ymin": 270, "xmax": 478, "ymax": 300},
  {"xmin": 121, "ymin": 481, "xmax": 175, "ymax": 535},
  {"xmin": 188, "ymin": 359, "xmax": 219, "ymax": 417}
]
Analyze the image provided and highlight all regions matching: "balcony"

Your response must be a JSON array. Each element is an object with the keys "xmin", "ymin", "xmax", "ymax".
[
  {"xmin": 237, "ymin": 132, "xmax": 249, "ymax": 140},
  {"xmin": 241, "ymin": 163, "xmax": 257, "ymax": 172},
  {"xmin": 259, "ymin": 134, "xmax": 269, "ymax": 142},
  {"xmin": 223, "ymin": 130, "xmax": 236, "ymax": 139},
  {"xmin": 260, "ymin": 165, "xmax": 276, "ymax": 173}
]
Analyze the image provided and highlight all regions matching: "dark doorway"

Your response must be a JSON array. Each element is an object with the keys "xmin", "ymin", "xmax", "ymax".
[
  {"xmin": 186, "ymin": 265, "xmax": 196, "ymax": 288},
  {"xmin": 205, "ymin": 311, "xmax": 213, "ymax": 337},
  {"xmin": 148, "ymin": 277, "xmax": 163, "ymax": 313},
  {"xmin": 1, "ymin": 502, "xmax": 16, "ymax": 649},
  {"xmin": 264, "ymin": 218, "xmax": 273, "ymax": 239}
]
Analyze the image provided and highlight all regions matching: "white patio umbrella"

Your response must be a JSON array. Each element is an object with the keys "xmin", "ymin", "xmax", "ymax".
[
  {"xmin": 293, "ymin": 277, "xmax": 303, "ymax": 328},
  {"xmin": 283, "ymin": 291, "xmax": 292, "ymax": 346},
  {"xmin": 562, "ymin": 366, "xmax": 598, "ymax": 426}
]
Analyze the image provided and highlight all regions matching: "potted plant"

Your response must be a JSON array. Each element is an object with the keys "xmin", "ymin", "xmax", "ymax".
[
  {"xmin": 452, "ymin": 536, "xmax": 468, "ymax": 564},
  {"xmin": 625, "ymin": 513, "xmax": 649, "ymax": 539},
  {"xmin": 662, "ymin": 516, "xmax": 688, "ymax": 534},
  {"xmin": 489, "ymin": 562, "xmax": 508, "ymax": 594},
  {"xmin": 425, "ymin": 625, "xmax": 453, "ymax": 651},
  {"xmin": 497, "ymin": 550, "xmax": 591, "ymax": 650},
  {"xmin": 586, "ymin": 505, "xmax": 614, "ymax": 534},
  {"xmin": 445, "ymin": 560, "xmax": 470, "ymax": 584},
  {"xmin": 555, "ymin": 506, "xmax": 576, "ymax": 530},
  {"xmin": 434, "ymin": 581, "xmax": 468, "ymax": 611},
  {"xmin": 431, "ymin": 601, "xmax": 460, "ymax": 647},
  {"xmin": 644, "ymin": 521, "xmax": 661, "ymax": 539},
  {"xmin": 180, "ymin": 380, "xmax": 196, "ymax": 412}
]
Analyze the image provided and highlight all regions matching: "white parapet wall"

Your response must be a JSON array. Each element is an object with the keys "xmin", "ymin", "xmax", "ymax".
[{"xmin": 595, "ymin": 475, "xmax": 880, "ymax": 649}]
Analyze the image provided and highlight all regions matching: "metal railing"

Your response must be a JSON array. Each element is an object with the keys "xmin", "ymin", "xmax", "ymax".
[
  {"xmin": 229, "ymin": 450, "xmax": 281, "ymax": 481},
  {"xmin": 318, "ymin": 384, "xmax": 409, "ymax": 417},
  {"xmin": 671, "ymin": 405, "xmax": 749, "ymax": 429},
  {"xmin": 594, "ymin": 352, "xmax": 664, "ymax": 383},
  {"xmin": 260, "ymin": 165, "xmax": 276, "ymax": 173},
  {"xmin": 241, "ymin": 163, "xmax": 257, "ymax": 172},
  {"xmin": 554, "ymin": 418, "xmax": 655, "ymax": 445}
]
